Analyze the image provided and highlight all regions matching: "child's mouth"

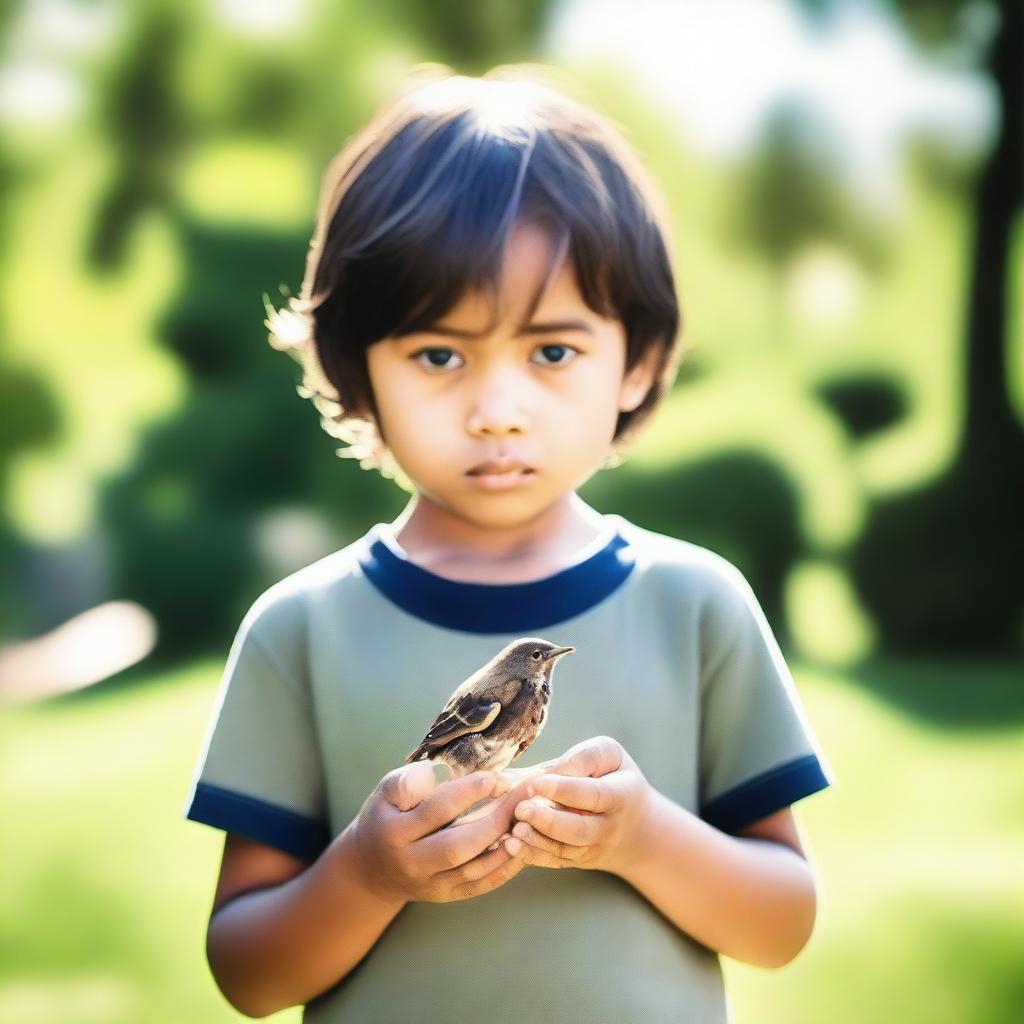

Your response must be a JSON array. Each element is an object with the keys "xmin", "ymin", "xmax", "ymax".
[{"xmin": 465, "ymin": 468, "xmax": 536, "ymax": 491}]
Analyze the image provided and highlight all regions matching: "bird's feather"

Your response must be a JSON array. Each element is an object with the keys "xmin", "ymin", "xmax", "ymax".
[
  {"xmin": 404, "ymin": 687, "xmax": 511, "ymax": 763},
  {"xmin": 424, "ymin": 697, "xmax": 502, "ymax": 746}
]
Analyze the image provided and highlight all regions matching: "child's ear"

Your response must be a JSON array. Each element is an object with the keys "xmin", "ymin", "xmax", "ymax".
[{"xmin": 618, "ymin": 345, "xmax": 662, "ymax": 414}]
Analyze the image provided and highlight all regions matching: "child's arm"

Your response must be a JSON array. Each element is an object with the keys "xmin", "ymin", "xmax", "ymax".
[
  {"xmin": 206, "ymin": 826, "xmax": 406, "ymax": 1017},
  {"xmin": 613, "ymin": 784, "xmax": 817, "ymax": 969},
  {"xmin": 504, "ymin": 736, "xmax": 818, "ymax": 969},
  {"xmin": 206, "ymin": 764, "xmax": 528, "ymax": 1017}
]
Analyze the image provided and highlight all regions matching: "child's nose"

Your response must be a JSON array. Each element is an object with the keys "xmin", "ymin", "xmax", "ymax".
[
  {"xmin": 466, "ymin": 400, "xmax": 530, "ymax": 437},
  {"xmin": 466, "ymin": 373, "xmax": 531, "ymax": 436}
]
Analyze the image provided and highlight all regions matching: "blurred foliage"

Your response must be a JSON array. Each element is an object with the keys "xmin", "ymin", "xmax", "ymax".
[
  {"xmin": 725, "ymin": 96, "xmax": 890, "ymax": 280},
  {"xmin": 87, "ymin": 3, "xmax": 191, "ymax": 271},
  {"xmin": 99, "ymin": 218, "xmax": 316, "ymax": 658},
  {"xmin": 814, "ymin": 375, "xmax": 908, "ymax": 440},
  {"xmin": 846, "ymin": 0, "xmax": 1024, "ymax": 654},
  {"xmin": 584, "ymin": 452, "xmax": 802, "ymax": 645},
  {"xmin": 1, "ymin": 0, "xmax": 1021, "ymax": 664},
  {"xmin": 376, "ymin": 0, "xmax": 551, "ymax": 71}
]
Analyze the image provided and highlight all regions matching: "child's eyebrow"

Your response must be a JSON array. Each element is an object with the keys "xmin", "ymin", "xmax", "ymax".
[{"xmin": 422, "ymin": 318, "xmax": 596, "ymax": 340}]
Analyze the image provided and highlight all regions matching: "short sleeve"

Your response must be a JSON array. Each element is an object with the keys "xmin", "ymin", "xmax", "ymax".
[
  {"xmin": 182, "ymin": 598, "xmax": 329, "ymax": 860},
  {"xmin": 697, "ymin": 561, "xmax": 835, "ymax": 834}
]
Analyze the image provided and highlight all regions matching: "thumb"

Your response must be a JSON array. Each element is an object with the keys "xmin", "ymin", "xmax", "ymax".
[
  {"xmin": 549, "ymin": 737, "xmax": 623, "ymax": 778},
  {"xmin": 383, "ymin": 760, "xmax": 439, "ymax": 811}
]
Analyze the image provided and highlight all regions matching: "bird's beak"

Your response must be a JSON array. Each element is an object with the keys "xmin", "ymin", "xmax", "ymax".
[{"xmin": 544, "ymin": 646, "xmax": 575, "ymax": 661}]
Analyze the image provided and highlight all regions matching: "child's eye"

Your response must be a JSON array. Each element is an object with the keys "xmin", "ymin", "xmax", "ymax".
[
  {"xmin": 531, "ymin": 343, "xmax": 579, "ymax": 367},
  {"xmin": 411, "ymin": 344, "xmax": 579, "ymax": 372},
  {"xmin": 411, "ymin": 347, "xmax": 464, "ymax": 372}
]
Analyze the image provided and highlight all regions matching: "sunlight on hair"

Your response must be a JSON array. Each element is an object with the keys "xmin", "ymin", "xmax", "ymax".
[
  {"xmin": 470, "ymin": 81, "xmax": 545, "ymax": 137},
  {"xmin": 263, "ymin": 292, "xmax": 312, "ymax": 350},
  {"xmin": 413, "ymin": 74, "xmax": 544, "ymax": 137},
  {"xmin": 0, "ymin": 601, "xmax": 157, "ymax": 703},
  {"xmin": 263, "ymin": 292, "xmax": 415, "ymax": 491}
]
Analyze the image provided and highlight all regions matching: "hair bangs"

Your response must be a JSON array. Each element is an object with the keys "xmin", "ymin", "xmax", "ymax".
[{"xmin": 268, "ymin": 66, "xmax": 682, "ymax": 468}]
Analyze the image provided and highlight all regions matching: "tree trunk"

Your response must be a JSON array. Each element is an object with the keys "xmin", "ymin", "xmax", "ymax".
[{"xmin": 959, "ymin": 0, "xmax": 1023, "ymax": 468}]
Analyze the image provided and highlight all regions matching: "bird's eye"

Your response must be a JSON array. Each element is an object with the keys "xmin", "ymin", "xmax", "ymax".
[{"xmin": 531, "ymin": 650, "xmax": 541, "ymax": 660}]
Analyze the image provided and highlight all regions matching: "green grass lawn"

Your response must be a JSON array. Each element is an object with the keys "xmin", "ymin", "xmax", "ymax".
[{"xmin": 1, "ymin": 656, "xmax": 1021, "ymax": 1023}]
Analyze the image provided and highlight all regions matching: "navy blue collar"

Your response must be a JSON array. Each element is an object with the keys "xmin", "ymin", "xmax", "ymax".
[{"xmin": 356, "ymin": 515, "xmax": 636, "ymax": 633}]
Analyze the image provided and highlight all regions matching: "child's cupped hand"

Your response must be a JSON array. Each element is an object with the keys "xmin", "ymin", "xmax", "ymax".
[
  {"xmin": 348, "ymin": 762, "xmax": 535, "ymax": 905},
  {"xmin": 499, "ymin": 736, "xmax": 655, "ymax": 875}
]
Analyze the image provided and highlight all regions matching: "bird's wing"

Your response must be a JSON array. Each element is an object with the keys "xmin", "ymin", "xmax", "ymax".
[{"xmin": 416, "ymin": 691, "xmax": 504, "ymax": 752}]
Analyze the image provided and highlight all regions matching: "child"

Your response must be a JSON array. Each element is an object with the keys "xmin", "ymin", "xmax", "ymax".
[{"xmin": 184, "ymin": 64, "xmax": 835, "ymax": 1022}]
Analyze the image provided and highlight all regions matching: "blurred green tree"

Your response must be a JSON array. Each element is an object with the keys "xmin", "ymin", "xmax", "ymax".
[
  {"xmin": 794, "ymin": 0, "xmax": 1023, "ymax": 654},
  {"xmin": 0, "ymin": 0, "xmax": 63, "ymax": 642},
  {"xmin": 726, "ymin": 96, "xmax": 887, "ymax": 344},
  {"xmin": 375, "ymin": 0, "xmax": 551, "ymax": 71}
]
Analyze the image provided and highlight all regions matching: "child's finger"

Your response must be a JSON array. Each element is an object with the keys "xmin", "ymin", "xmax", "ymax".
[
  {"xmin": 549, "ymin": 737, "xmax": 623, "ymax": 779},
  {"xmin": 529, "ymin": 774, "xmax": 615, "ymax": 813},
  {"xmin": 486, "ymin": 831, "xmax": 511, "ymax": 852},
  {"xmin": 515, "ymin": 799, "xmax": 602, "ymax": 847},
  {"xmin": 506, "ymin": 821, "xmax": 577, "ymax": 867},
  {"xmin": 432, "ymin": 841, "xmax": 514, "ymax": 885},
  {"xmin": 400, "ymin": 772, "xmax": 500, "ymax": 842},
  {"xmin": 450, "ymin": 844, "xmax": 530, "ymax": 901}
]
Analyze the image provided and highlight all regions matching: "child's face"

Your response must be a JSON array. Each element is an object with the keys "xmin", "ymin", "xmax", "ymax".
[{"xmin": 365, "ymin": 220, "xmax": 657, "ymax": 529}]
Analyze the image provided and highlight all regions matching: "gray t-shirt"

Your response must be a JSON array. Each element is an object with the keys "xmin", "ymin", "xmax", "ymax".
[{"xmin": 184, "ymin": 512, "xmax": 835, "ymax": 1023}]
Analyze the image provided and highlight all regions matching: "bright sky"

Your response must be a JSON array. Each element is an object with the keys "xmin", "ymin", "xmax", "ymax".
[
  {"xmin": 547, "ymin": 0, "xmax": 994, "ymax": 213},
  {"xmin": 0, "ymin": 0, "xmax": 996, "ymax": 216}
]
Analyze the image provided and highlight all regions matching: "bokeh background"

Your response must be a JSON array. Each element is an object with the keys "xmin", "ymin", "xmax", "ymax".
[{"xmin": 1, "ymin": 0, "xmax": 1021, "ymax": 1021}]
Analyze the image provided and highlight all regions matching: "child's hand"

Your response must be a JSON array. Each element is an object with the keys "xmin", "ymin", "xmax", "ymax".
[
  {"xmin": 348, "ymin": 762, "xmax": 534, "ymax": 905},
  {"xmin": 503, "ymin": 736, "xmax": 654, "ymax": 875}
]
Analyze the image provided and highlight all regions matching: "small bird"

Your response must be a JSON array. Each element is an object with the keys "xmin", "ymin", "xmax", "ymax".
[{"xmin": 404, "ymin": 637, "xmax": 575, "ymax": 778}]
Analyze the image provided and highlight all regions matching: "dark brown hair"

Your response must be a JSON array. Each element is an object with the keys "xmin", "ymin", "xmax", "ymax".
[{"xmin": 266, "ymin": 63, "xmax": 684, "ymax": 479}]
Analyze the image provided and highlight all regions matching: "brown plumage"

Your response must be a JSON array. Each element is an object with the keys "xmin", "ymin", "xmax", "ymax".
[{"xmin": 404, "ymin": 637, "xmax": 575, "ymax": 779}]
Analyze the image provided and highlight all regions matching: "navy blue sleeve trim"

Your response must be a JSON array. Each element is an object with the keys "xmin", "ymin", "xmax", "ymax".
[
  {"xmin": 700, "ymin": 753, "xmax": 832, "ymax": 834},
  {"xmin": 184, "ymin": 781, "xmax": 329, "ymax": 861}
]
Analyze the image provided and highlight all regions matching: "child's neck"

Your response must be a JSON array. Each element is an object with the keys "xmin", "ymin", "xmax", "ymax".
[{"xmin": 385, "ymin": 493, "xmax": 612, "ymax": 584}]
